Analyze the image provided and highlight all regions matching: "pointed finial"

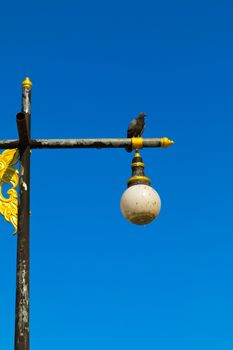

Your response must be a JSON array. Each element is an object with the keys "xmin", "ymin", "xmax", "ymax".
[
  {"xmin": 160, "ymin": 137, "xmax": 175, "ymax": 148},
  {"xmin": 22, "ymin": 77, "xmax": 32, "ymax": 88},
  {"xmin": 134, "ymin": 151, "xmax": 141, "ymax": 157}
]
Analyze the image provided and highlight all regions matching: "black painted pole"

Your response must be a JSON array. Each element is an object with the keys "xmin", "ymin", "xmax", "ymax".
[{"xmin": 14, "ymin": 78, "xmax": 32, "ymax": 350}]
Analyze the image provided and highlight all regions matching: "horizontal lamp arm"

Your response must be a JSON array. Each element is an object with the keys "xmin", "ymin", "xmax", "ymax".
[
  {"xmin": 29, "ymin": 138, "xmax": 163, "ymax": 149},
  {"xmin": 0, "ymin": 137, "xmax": 174, "ymax": 149}
]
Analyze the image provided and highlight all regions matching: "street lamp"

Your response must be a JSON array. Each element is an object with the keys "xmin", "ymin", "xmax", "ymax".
[{"xmin": 0, "ymin": 78, "xmax": 174, "ymax": 350}]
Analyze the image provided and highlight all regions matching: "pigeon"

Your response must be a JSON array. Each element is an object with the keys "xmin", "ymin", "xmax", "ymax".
[
  {"xmin": 127, "ymin": 112, "xmax": 146, "ymax": 138},
  {"xmin": 126, "ymin": 112, "xmax": 146, "ymax": 151}
]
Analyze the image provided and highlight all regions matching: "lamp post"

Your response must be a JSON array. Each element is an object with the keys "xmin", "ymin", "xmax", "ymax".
[
  {"xmin": 14, "ymin": 78, "xmax": 31, "ymax": 350},
  {"xmin": 0, "ymin": 78, "xmax": 174, "ymax": 350}
]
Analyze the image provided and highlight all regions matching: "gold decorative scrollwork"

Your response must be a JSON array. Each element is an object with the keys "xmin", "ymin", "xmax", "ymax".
[{"xmin": 0, "ymin": 149, "xmax": 19, "ymax": 234}]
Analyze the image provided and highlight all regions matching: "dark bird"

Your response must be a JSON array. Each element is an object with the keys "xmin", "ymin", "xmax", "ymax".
[
  {"xmin": 127, "ymin": 112, "xmax": 146, "ymax": 138},
  {"xmin": 126, "ymin": 112, "xmax": 146, "ymax": 152}
]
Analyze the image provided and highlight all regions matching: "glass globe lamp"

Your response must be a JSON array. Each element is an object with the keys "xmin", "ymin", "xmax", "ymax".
[{"xmin": 120, "ymin": 151, "xmax": 161, "ymax": 225}]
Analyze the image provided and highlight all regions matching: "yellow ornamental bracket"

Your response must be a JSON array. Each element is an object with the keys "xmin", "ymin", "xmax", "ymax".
[{"xmin": 0, "ymin": 149, "xmax": 19, "ymax": 234}]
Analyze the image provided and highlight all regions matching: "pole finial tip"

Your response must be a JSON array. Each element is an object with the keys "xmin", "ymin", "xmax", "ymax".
[
  {"xmin": 160, "ymin": 137, "xmax": 175, "ymax": 147},
  {"xmin": 22, "ymin": 77, "xmax": 32, "ymax": 88}
]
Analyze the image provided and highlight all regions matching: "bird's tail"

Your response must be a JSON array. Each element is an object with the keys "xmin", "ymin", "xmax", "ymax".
[{"xmin": 125, "ymin": 145, "xmax": 132, "ymax": 152}]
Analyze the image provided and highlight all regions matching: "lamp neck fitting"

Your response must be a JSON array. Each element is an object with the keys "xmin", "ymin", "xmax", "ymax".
[{"xmin": 127, "ymin": 151, "xmax": 151, "ymax": 187}]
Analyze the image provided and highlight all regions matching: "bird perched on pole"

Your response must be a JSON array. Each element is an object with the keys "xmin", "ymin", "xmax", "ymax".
[{"xmin": 126, "ymin": 112, "xmax": 146, "ymax": 152}]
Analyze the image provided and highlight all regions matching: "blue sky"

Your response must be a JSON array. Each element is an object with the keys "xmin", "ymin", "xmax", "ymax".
[{"xmin": 0, "ymin": 0, "xmax": 233, "ymax": 349}]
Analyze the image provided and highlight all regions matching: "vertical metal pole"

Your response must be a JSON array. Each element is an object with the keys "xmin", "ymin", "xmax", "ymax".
[{"xmin": 14, "ymin": 78, "xmax": 32, "ymax": 350}]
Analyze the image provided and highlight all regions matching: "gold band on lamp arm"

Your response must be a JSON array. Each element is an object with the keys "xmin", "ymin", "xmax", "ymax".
[
  {"xmin": 160, "ymin": 137, "xmax": 175, "ymax": 147},
  {"xmin": 131, "ymin": 137, "xmax": 143, "ymax": 150},
  {"xmin": 0, "ymin": 149, "xmax": 19, "ymax": 234}
]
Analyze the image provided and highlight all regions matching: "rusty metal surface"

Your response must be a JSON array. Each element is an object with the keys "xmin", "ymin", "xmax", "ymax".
[
  {"xmin": 30, "ymin": 138, "xmax": 161, "ymax": 148},
  {"xmin": 0, "ymin": 138, "xmax": 162, "ymax": 149},
  {"xmin": 14, "ymin": 85, "xmax": 31, "ymax": 350}
]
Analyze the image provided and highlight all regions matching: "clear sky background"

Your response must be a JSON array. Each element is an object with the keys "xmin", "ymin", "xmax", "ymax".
[{"xmin": 0, "ymin": 0, "xmax": 232, "ymax": 349}]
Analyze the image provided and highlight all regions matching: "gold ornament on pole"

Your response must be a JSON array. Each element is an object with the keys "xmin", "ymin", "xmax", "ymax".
[
  {"xmin": 22, "ymin": 77, "xmax": 33, "ymax": 88},
  {"xmin": 0, "ymin": 149, "xmax": 19, "ymax": 234},
  {"xmin": 160, "ymin": 137, "xmax": 174, "ymax": 147},
  {"xmin": 131, "ymin": 136, "xmax": 143, "ymax": 150}
]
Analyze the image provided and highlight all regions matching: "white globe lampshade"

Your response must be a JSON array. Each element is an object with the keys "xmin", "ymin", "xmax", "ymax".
[{"xmin": 120, "ymin": 184, "xmax": 161, "ymax": 225}]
